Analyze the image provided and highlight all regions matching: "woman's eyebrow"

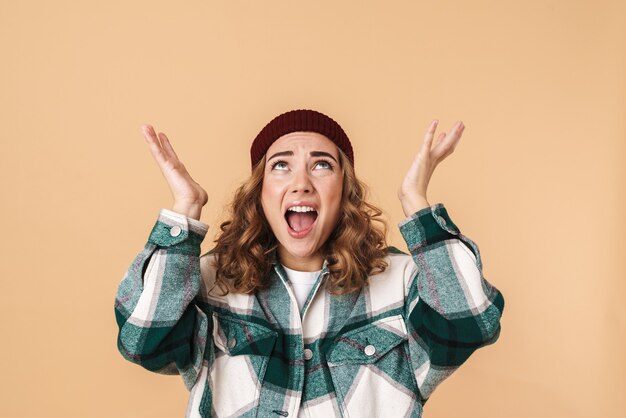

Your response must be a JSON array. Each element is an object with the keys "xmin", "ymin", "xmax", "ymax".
[
  {"xmin": 267, "ymin": 150, "xmax": 338, "ymax": 163},
  {"xmin": 267, "ymin": 151, "xmax": 294, "ymax": 162},
  {"xmin": 310, "ymin": 151, "xmax": 338, "ymax": 163}
]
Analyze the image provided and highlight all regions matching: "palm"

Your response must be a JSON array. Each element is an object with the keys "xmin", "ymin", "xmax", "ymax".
[
  {"xmin": 398, "ymin": 119, "xmax": 465, "ymax": 216},
  {"xmin": 141, "ymin": 125, "xmax": 208, "ymax": 207}
]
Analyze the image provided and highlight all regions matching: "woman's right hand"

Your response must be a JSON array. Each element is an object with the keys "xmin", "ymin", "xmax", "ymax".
[{"xmin": 141, "ymin": 124, "xmax": 208, "ymax": 220}]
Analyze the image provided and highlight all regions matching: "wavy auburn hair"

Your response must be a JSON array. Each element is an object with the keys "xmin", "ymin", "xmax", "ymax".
[{"xmin": 210, "ymin": 148, "xmax": 389, "ymax": 296}]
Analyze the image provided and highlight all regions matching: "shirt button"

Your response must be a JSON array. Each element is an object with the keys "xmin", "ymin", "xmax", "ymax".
[
  {"xmin": 437, "ymin": 216, "xmax": 447, "ymax": 226},
  {"xmin": 169, "ymin": 225, "xmax": 182, "ymax": 237},
  {"xmin": 364, "ymin": 345, "xmax": 376, "ymax": 356},
  {"xmin": 227, "ymin": 338, "xmax": 237, "ymax": 349},
  {"xmin": 303, "ymin": 348, "xmax": 313, "ymax": 360}
]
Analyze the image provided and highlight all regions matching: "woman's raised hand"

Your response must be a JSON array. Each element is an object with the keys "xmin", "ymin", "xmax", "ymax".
[
  {"xmin": 141, "ymin": 125, "xmax": 208, "ymax": 220},
  {"xmin": 398, "ymin": 119, "xmax": 465, "ymax": 217}
]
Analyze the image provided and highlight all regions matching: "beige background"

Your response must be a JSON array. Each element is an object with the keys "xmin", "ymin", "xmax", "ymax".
[{"xmin": 1, "ymin": 1, "xmax": 624, "ymax": 417}]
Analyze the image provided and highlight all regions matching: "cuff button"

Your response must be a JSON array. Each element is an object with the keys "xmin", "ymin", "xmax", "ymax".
[
  {"xmin": 437, "ymin": 216, "xmax": 447, "ymax": 226},
  {"xmin": 364, "ymin": 345, "xmax": 376, "ymax": 356},
  {"xmin": 169, "ymin": 225, "xmax": 182, "ymax": 237},
  {"xmin": 227, "ymin": 338, "xmax": 237, "ymax": 349}
]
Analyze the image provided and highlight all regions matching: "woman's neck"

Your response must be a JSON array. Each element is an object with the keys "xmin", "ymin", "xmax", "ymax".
[{"xmin": 277, "ymin": 247, "xmax": 324, "ymax": 272}]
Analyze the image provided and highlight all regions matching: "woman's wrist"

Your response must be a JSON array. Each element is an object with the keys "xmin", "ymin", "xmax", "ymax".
[
  {"xmin": 400, "ymin": 196, "xmax": 431, "ymax": 218},
  {"xmin": 172, "ymin": 202, "xmax": 204, "ymax": 221}
]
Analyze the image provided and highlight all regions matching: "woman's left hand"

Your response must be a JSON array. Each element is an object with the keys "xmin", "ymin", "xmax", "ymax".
[{"xmin": 398, "ymin": 119, "xmax": 465, "ymax": 217}]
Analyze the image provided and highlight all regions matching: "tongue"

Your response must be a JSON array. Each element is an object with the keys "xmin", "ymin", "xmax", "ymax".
[{"xmin": 286, "ymin": 212, "xmax": 317, "ymax": 232}]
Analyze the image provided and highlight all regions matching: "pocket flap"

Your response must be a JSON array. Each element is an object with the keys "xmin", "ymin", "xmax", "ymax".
[
  {"xmin": 212, "ymin": 312, "xmax": 277, "ymax": 357},
  {"xmin": 327, "ymin": 314, "xmax": 408, "ymax": 366}
]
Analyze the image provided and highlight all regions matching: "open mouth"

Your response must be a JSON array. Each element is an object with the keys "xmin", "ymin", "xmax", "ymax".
[{"xmin": 285, "ymin": 206, "xmax": 318, "ymax": 235}]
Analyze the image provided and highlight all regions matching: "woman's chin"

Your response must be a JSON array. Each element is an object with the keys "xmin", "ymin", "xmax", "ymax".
[{"xmin": 278, "ymin": 243, "xmax": 323, "ymax": 265}]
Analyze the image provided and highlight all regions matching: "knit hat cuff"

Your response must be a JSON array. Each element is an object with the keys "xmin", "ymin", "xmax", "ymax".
[{"xmin": 250, "ymin": 109, "xmax": 354, "ymax": 169}]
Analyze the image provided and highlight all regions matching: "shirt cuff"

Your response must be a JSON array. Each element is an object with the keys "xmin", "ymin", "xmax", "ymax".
[
  {"xmin": 160, "ymin": 208, "xmax": 210, "ymax": 234},
  {"xmin": 398, "ymin": 203, "xmax": 461, "ymax": 252},
  {"xmin": 147, "ymin": 208, "xmax": 209, "ymax": 254}
]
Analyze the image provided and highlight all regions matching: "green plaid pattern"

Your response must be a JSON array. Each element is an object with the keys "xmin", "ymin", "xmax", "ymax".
[{"xmin": 115, "ymin": 204, "xmax": 505, "ymax": 417}]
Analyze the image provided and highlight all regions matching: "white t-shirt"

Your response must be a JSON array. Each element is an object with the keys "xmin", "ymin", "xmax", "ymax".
[{"xmin": 281, "ymin": 264, "xmax": 322, "ymax": 314}]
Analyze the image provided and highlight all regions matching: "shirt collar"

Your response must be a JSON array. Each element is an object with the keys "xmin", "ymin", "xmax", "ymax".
[{"xmin": 268, "ymin": 249, "xmax": 330, "ymax": 273}]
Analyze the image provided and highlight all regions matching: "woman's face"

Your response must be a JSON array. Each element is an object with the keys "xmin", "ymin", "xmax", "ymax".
[{"xmin": 261, "ymin": 132, "xmax": 343, "ymax": 271}]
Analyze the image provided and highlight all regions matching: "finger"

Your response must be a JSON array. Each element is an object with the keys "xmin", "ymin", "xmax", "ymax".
[
  {"xmin": 141, "ymin": 124, "xmax": 157, "ymax": 143},
  {"xmin": 434, "ymin": 132, "xmax": 446, "ymax": 147},
  {"xmin": 431, "ymin": 121, "xmax": 464, "ymax": 159},
  {"xmin": 422, "ymin": 119, "xmax": 438, "ymax": 145},
  {"xmin": 407, "ymin": 127, "xmax": 437, "ymax": 180},
  {"xmin": 141, "ymin": 125, "xmax": 169, "ymax": 167},
  {"xmin": 158, "ymin": 132, "xmax": 181, "ymax": 161},
  {"xmin": 418, "ymin": 119, "xmax": 439, "ymax": 156},
  {"xmin": 142, "ymin": 125, "xmax": 164, "ymax": 149}
]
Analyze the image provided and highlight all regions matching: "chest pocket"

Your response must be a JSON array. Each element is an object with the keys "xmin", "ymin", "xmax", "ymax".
[
  {"xmin": 327, "ymin": 314, "xmax": 408, "ymax": 365},
  {"xmin": 211, "ymin": 312, "xmax": 277, "ymax": 357},
  {"xmin": 326, "ymin": 314, "xmax": 419, "ymax": 418}
]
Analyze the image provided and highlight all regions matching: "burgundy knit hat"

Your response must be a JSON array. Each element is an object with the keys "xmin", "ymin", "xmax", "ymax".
[{"xmin": 250, "ymin": 109, "xmax": 354, "ymax": 169}]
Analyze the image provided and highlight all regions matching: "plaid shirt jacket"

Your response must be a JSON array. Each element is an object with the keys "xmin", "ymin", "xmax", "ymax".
[{"xmin": 115, "ymin": 203, "xmax": 505, "ymax": 418}]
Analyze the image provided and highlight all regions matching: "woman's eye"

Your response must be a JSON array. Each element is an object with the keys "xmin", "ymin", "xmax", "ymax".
[
  {"xmin": 271, "ymin": 161, "xmax": 288, "ymax": 170},
  {"xmin": 314, "ymin": 160, "xmax": 333, "ymax": 170}
]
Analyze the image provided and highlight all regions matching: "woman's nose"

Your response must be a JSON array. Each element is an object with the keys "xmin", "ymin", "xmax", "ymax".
[{"xmin": 291, "ymin": 169, "xmax": 313, "ymax": 194}]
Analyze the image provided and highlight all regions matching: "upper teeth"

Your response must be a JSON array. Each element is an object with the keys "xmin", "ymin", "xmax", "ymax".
[{"xmin": 287, "ymin": 206, "xmax": 316, "ymax": 213}]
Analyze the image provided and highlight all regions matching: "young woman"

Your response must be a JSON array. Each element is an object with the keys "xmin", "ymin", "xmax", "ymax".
[{"xmin": 114, "ymin": 109, "xmax": 505, "ymax": 418}]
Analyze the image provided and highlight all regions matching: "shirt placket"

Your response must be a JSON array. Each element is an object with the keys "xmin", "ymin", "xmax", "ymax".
[{"xmin": 273, "ymin": 263, "xmax": 330, "ymax": 418}]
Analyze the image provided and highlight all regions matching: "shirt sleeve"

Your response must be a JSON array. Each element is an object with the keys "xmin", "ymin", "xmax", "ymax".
[
  {"xmin": 114, "ymin": 208, "xmax": 211, "ymax": 390},
  {"xmin": 399, "ymin": 203, "xmax": 505, "ymax": 402}
]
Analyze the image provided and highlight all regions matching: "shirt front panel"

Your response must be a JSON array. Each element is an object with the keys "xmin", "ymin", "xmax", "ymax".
[{"xmin": 197, "ymin": 251, "xmax": 419, "ymax": 418}]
